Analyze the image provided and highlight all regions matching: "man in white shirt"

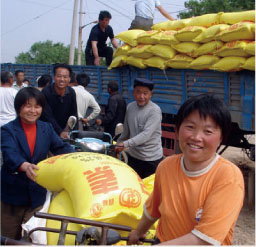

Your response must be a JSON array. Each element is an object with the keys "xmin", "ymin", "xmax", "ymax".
[
  {"xmin": 0, "ymin": 72, "xmax": 17, "ymax": 127},
  {"xmin": 12, "ymin": 70, "xmax": 27, "ymax": 91},
  {"xmin": 129, "ymin": 0, "xmax": 174, "ymax": 30},
  {"xmin": 72, "ymin": 73, "xmax": 101, "ymax": 130}
]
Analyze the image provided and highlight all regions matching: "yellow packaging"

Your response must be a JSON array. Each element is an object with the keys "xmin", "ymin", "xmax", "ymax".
[
  {"xmin": 115, "ymin": 30, "xmax": 145, "ymax": 47},
  {"xmin": 220, "ymin": 10, "xmax": 255, "ymax": 24},
  {"xmin": 190, "ymin": 55, "xmax": 220, "ymax": 70},
  {"xmin": 143, "ymin": 174, "xmax": 155, "ymax": 194},
  {"xmin": 47, "ymin": 191, "xmax": 81, "ymax": 245},
  {"xmin": 243, "ymin": 57, "xmax": 255, "ymax": 71},
  {"xmin": 127, "ymin": 56, "xmax": 147, "ymax": 69},
  {"xmin": 216, "ymin": 22, "xmax": 255, "ymax": 42},
  {"xmin": 128, "ymin": 44, "xmax": 153, "ymax": 58},
  {"xmin": 193, "ymin": 24, "xmax": 230, "ymax": 43},
  {"xmin": 186, "ymin": 13, "xmax": 221, "ymax": 27},
  {"xmin": 244, "ymin": 41, "xmax": 255, "ymax": 55},
  {"xmin": 152, "ymin": 18, "xmax": 191, "ymax": 31},
  {"xmin": 215, "ymin": 40, "xmax": 251, "ymax": 57},
  {"xmin": 108, "ymin": 55, "xmax": 127, "ymax": 69},
  {"xmin": 149, "ymin": 44, "xmax": 176, "ymax": 59},
  {"xmin": 194, "ymin": 41, "xmax": 224, "ymax": 56},
  {"xmin": 211, "ymin": 56, "xmax": 246, "ymax": 72},
  {"xmin": 36, "ymin": 153, "xmax": 152, "ymax": 230},
  {"xmin": 144, "ymin": 56, "xmax": 167, "ymax": 70},
  {"xmin": 171, "ymin": 42, "xmax": 200, "ymax": 57},
  {"xmin": 252, "ymin": 23, "xmax": 255, "ymax": 33},
  {"xmin": 175, "ymin": 26, "xmax": 206, "ymax": 42},
  {"xmin": 166, "ymin": 54, "xmax": 193, "ymax": 69},
  {"xmin": 151, "ymin": 30, "xmax": 179, "ymax": 45},
  {"xmin": 113, "ymin": 44, "xmax": 132, "ymax": 57},
  {"xmin": 137, "ymin": 30, "xmax": 159, "ymax": 44}
]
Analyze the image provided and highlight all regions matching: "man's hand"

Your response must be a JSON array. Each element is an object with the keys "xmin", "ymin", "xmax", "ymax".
[
  {"xmin": 60, "ymin": 131, "xmax": 69, "ymax": 139},
  {"xmin": 128, "ymin": 230, "xmax": 145, "ymax": 245},
  {"xmin": 81, "ymin": 118, "xmax": 89, "ymax": 124},
  {"xmin": 115, "ymin": 142, "xmax": 125, "ymax": 152},
  {"xmin": 96, "ymin": 119, "xmax": 102, "ymax": 126},
  {"xmin": 20, "ymin": 162, "xmax": 39, "ymax": 182},
  {"xmin": 94, "ymin": 56, "xmax": 100, "ymax": 66}
]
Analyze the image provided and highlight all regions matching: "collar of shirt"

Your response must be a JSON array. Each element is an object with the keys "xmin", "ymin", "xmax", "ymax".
[{"xmin": 51, "ymin": 83, "xmax": 70, "ymax": 96}]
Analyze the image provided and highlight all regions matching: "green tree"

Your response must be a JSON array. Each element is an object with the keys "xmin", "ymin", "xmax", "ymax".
[
  {"xmin": 15, "ymin": 40, "xmax": 85, "ymax": 65},
  {"xmin": 178, "ymin": 0, "xmax": 255, "ymax": 18}
]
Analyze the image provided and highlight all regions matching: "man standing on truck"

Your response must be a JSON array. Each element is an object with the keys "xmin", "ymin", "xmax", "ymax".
[
  {"xmin": 129, "ymin": 0, "xmax": 174, "ymax": 31},
  {"xmin": 115, "ymin": 78, "xmax": 163, "ymax": 178},
  {"xmin": 85, "ymin": 10, "xmax": 119, "ymax": 66}
]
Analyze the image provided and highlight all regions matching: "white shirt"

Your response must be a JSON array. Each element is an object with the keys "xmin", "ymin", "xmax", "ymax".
[
  {"xmin": 135, "ymin": 0, "xmax": 161, "ymax": 19},
  {"xmin": 12, "ymin": 81, "xmax": 27, "ymax": 91},
  {"xmin": 72, "ymin": 85, "xmax": 101, "ymax": 121},
  {"xmin": 0, "ymin": 87, "xmax": 17, "ymax": 127}
]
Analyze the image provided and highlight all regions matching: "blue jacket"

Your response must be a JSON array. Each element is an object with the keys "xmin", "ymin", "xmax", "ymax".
[{"xmin": 1, "ymin": 118, "xmax": 74, "ymax": 208}]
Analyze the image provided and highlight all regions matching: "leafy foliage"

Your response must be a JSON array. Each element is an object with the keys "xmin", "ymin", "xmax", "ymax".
[
  {"xmin": 179, "ymin": 0, "xmax": 255, "ymax": 18},
  {"xmin": 15, "ymin": 40, "xmax": 85, "ymax": 65}
]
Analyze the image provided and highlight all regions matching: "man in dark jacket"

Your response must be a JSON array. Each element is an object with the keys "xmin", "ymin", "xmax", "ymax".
[
  {"xmin": 96, "ymin": 81, "xmax": 126, "ymax": 137},
  {"xmin": 40, "ymin": 64, "xmax": 78, "ymax": 138}
]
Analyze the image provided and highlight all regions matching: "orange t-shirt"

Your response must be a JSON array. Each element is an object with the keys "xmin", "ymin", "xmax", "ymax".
[
  {"xmin": 145, "ymin": 154, "xmax": 244, "ymax": 245},
  {"xmin": 21, "ymin": 121, "xmax": 37, "ymax": 157}
]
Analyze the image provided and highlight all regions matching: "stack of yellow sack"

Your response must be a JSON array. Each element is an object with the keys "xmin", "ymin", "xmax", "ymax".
[
  {"xmin": 110, "ymin": 10, "xmax": 255, "ymax": 72},
  {"xmin": 35, "ymin": 152, "xmax": 155, "ymax": 245}
]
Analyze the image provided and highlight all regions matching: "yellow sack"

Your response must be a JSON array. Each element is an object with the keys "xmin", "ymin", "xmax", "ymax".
[
  {"xmin": 144, "ymin": 56, "xmax": 167, "ymax": 70},
  {"xmin": 186, "ymin": 13, "xmax": 221, "ymax": 27},
  {"xmin": 211, "ymin": 56, "xmax": 246, "ymax": 72},
  {"xmin": 220, "ymin": 10, "xmax": 255, "ymax": 24},
  {"xmin": 113, "ymin": 44, "xmax": 132, "ymax": 57},
  {"xmin": 47, "ymin": 191, "xmax": 81, "ymax": 245},
  {"xmin": 108, "ymin": 55, "xmax": 127, "ymax": 69},
  {"xmin": 143, "ymin": 174, "xmax": 155, "ymax": 194},
  {"xmin": 36, "ymin": 153, "xmax": 152, "ymax": 230},
  {"xmin": 244, "ymin": 41, "xmax": 255, "ymax": 55},
  {"xmin": 137, "ymin": 30, "xmax": 159, "ymax": 44},
  {"xmin": 171, "ymin": 42, "xmax": 200, "ymax": 57},
  {"xmin": 152, "ymin": 19, "xmax": 191, "ymax": 31},
  {"xmin": 128, "ymin": 44, "xmax": 153, "ymax": 58},
  {"xmin": 151, "ymin": 30, "xmax": 179, "ymax": 45},
  {"xmin": 216, "ymin": 22, "xmax": 255, "ymax": 42},
  {"xmin": 127, "ymin": 56, "xmax": 147, "ymax": 69},
  {"xmin": 215, "ymin": 40, "xmax": 251, "ymax": 57},
  {"xmin": 194, "ymin": 41, "xmax": 224, "ymax": 56},
  {"xmin": 193, "ymin": 24, "xmax": 230, "ymax": 43},
  {"xmin": 175, "ymin": 26, "xmax": 206, "ymax": 42},
  {"xmin": 166, "ymin": 54, "xmax": 193, "ymax": 69},
  {"xmin": 149, "ymin": 44, "xmax": 176, "ymax": 59},
  {"xmin": 252, "ymin": 23, "xmax": 255, "ymax": 33},
  {"xmin": 190, "ymin": 55, "xmax": 220, "ymax": 70},
  {"xmin": 243, "ymin": 57, "xmax": 255, "ymax": 71},
  {"xmin": 115, "ymin": 30, "xmax": 145, "ymax": 47}
]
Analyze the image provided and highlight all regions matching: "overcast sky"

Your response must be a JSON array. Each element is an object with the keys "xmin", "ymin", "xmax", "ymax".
[{"xmin": 1, "ymin": 0, "xmax": 188, "ymax": 63}]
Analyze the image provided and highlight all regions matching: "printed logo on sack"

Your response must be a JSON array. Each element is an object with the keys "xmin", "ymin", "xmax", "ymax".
[
  {"xmin": 195, "ymin": 207, "xmax": 203, "ymax": 223},
  {"xmin": 119, "ymin": 188, "xmax": 141, "ymax": 208},
  {"xmin": 90, "ymin": 203, "xmax": 103, "ymax": 218}
]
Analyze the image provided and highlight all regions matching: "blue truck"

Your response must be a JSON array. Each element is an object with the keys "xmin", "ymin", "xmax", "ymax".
[{"xmin": 1, "ymin": 63, "xmax": 255, "ymax": 159}]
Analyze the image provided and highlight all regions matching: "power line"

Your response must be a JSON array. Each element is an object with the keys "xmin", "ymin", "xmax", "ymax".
[{"xmin": 1, "ymin": 0, "xmax": 71, "ymax": 37}]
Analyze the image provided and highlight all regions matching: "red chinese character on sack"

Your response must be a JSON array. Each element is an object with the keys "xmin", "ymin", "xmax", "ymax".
[
  {"xmin": 119, "ymin": 188, "xmax": 141, "ymax": 208},
  {"xmin": 137, "ymin": 176, "xmax": 150, "ymax": 196},
  {"xmin": 84, "ymin": 166, "xmax": 118, "ymax": 195}
]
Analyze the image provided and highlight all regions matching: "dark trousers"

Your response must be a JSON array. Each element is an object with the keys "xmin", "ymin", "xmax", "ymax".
[
  {"xmin": 85, "ymin": 46, "xmax": 113, "ymax": 66},
  {"xmin": 1, "ymin": 201, "xmax": 42, "ymax": 240},
  {"xmin": 129, "ymin": 16, "xmax": 153, "ymax": 31},
  {"xmin": 127, "ymin": 154, "xmax": 163, "ymax": 179}
]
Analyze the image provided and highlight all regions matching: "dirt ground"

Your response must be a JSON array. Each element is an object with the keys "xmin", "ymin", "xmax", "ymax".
[{"xmin": 220, "ymin": 141, "xmax": 255, "ymax": 246}]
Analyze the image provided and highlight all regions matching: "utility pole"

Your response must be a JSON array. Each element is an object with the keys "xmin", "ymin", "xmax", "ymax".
[
  {"xmin": 69, "ymin": 0, "xmax": 79, "ymax": 65},
  {"xmin": 77, "ymin": 0, "xmax": 83, "ymax": 65}
]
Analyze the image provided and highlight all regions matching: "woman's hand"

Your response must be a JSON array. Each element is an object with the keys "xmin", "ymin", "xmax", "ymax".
[
  {"xmin": 20, "ymin": 162, "xmax": 39, "ymax": 182},
  {"xmin": 127, "ymin": 230, "xmax": 145, "ymax": 245}
]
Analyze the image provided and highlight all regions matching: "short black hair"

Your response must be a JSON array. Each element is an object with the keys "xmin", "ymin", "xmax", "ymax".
[
  {"xmin": 99, "ymin": 10, "xmax": 112, "ymax": 21},
  {"xmin": 134, "ymin": 78, "xmax": 154, "ymax": 91},
  {"xmin": 76, "ymin": 73, "xmax": 90, "ymax": 87},
  {"xmin": 175, "ymin": 94, "xmax": 231, "ymax": 144},
  {"xmin": 107, "ymin": 80, "xmax": 118, "ymax": 92},
  {"xmin": 15, "ymin": 70, "xmax": 24, "ymax": 76},
  {"xmin": 53, "ymin": 63, "xmax": 72, "ymax": 76},
  {"xmin": 1, "ymin": 71, "xmax": 13, "ymax": 84},
  {"xmin": 14, "ymin": 87, "xmax": 46, "ymax": 115},
  {"xmin": 38, "ymin": 74, "xmax": 52, "ymax": 87}
]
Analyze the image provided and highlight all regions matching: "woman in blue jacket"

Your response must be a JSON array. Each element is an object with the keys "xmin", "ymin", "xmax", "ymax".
[{"xmin": 1, "ymin": 87, "xmax": 74, "ymax": 240}]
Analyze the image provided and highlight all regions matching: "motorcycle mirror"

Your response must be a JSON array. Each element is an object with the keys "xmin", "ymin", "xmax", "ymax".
[
  {"xmin": 115, "ymin": 123, "xmax": 123, "ymax": 136},
  {"xmin": 67, "ymin": 116, "xmax": 77, "ymax": 130}
]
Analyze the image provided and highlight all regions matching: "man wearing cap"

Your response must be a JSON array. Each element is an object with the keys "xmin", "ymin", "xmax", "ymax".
[{"xmin": 116, "ymin": 78, "xmax": 163, "ymax": 178}]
